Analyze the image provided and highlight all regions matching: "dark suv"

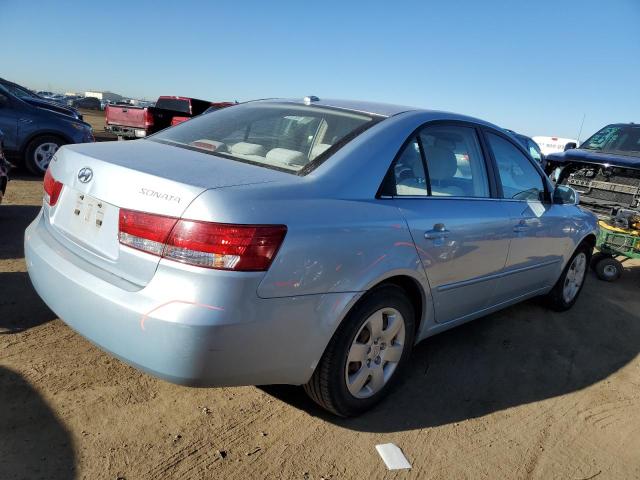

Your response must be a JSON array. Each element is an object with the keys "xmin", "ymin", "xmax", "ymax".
[
  {"xmin": 545, "ymin": 123, "xmax": 640, "ymax": 217},
  {"xmin": 0, "ymin": 84, "xmax": 94, "ymax": 174}
]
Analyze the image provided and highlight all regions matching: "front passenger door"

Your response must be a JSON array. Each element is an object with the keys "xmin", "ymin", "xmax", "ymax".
[{"xmin": 485, "ymin": 131, "xmax": 570, "ymax": 302}]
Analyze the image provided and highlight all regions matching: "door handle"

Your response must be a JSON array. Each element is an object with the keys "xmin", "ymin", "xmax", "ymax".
[
  {"xmin": 513, "ymin": 220, "xmax": 529, "ymax": 233},
  {"xmin": 425, "ymin": 223, "xmax": 450, "ymax": 239}
]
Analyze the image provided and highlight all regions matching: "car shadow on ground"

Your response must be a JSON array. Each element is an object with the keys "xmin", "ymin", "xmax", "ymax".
[
  {"xmin": 263, "ymin": 269, "xmax": 640, "ymax": 432},
  {"xmin": 0, "ymin": 204, "xmax": 40, "ymax": 260},
  {"xmin": 0, "ymin": 204, "xmax": 55, "ymax": 332},
  {"xmin": 0, "ymin": 271, "xmax": 56, "ymax": 334},
  {"xmin": 0, "ymin": 366, "xmax": 75, "ymax": 479}
]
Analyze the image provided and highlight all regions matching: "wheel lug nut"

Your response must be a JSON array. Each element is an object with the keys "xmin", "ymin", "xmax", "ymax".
[
  {"xmin": 367, "ymin": 346, "xmax": 371, "ymax": 353},
  {"xmin": 366, "ymin": 359, "xmax": 371, "ymax": 367},
  {"xmin": 375, "ymin": 356, "xmax": 381, "ymax": 365}
]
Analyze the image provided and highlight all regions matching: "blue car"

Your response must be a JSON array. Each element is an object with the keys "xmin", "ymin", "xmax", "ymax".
[
  {"xmin": 505, "ymin": 129, "xmax": 544, "ymax": 165},
  {"xmin": 0, "ymin": 78, "xmax": 83, "ymax": 121},
  {"xmin": 26, "ymin": 97, "xmax": 597, "ymax": 416},
  {"xmin": 0, "ymin": 84, "xmax": 94, "ymax": 174}
]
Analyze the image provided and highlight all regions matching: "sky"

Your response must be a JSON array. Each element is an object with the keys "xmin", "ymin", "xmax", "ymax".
[{"xmin": 1, "ymin": 0, "xmax": 639, "ymax": 139}]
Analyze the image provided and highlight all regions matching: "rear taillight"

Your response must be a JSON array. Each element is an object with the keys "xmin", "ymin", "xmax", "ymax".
[
  {"xmin": 144, "ymin": 109, "xmax": 154, "ymax": 127},
  {"xmin": 43, "ymin": 168, "xmax": 63, "ymax": 206},
  {"xmin": 118, "ymin": 209, "xmax": 178, "ymax": 256},
  {"xmin": 118, "ymin": 208, "xmax": 286, "ymax": 271}
]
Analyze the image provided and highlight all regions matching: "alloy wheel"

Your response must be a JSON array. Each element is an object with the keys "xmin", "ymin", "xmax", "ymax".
[{"xmin": 345, "ymin": 308, "xmax": 406, "ymax": 399}]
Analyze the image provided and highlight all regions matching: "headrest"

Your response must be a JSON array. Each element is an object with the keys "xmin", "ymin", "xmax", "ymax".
[
  {"xmin": 435, "ymin": 137, "xmax": 456, "ymax": 150},
  {"xmin": 266, "ymin": 148, "xmax": 306, "ymax": 166},
  {"xmin": 310, "ymin": 143, "xmax": 331, "ymax": 160},
  {"xmin": 424, "ymin": 145, "xmax": 457, "ymax": 180},
  {"xmin": 230, "ymin": 142, "xmax": 266, "ymax": 157}
]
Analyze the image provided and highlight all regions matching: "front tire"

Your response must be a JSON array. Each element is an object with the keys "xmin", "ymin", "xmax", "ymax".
[
  {"xmin": 545, "ymin": 244, "xmax": 591, "ymax": 311},
  {"xmin": 304, "ymin": 285, "xmax": 415, "ymax": 417},
  {"xmin": 24, "ymin": 135, "xmax": 65, "ymax": 175}
]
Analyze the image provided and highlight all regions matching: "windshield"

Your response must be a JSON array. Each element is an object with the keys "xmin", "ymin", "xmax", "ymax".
[
  {"xmin": 150, "ymin": 102, "xmax": 378, "ymax": 174},
  {"xmin": 155, "ymin": 98, "xmax": 191, "ymax": 114},
  {"xmin": 581, "ymin": 125, "xmax": 640, "ymax": 156},
  {"xmin": 0, "ymin": 81, "xmax": 38, "ymax": 99}
]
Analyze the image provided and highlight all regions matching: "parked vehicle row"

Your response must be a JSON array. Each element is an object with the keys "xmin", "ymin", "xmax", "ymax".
[
  {"xmin": 69, "ymin": 96, "xmax": 102, "ymax": 110},
  {"xmin": 26, "ymin": 97, "xmax": 597, "ymax": 417},
  {"xmin": 105, "ymin": 96, "xmax": 234, "ymax": 139}
]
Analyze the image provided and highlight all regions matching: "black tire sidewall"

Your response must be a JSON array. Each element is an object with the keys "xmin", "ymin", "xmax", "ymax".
[
  {"xmin": 595, "ymin": 257, "xmax": 622, "ymax": 282},
  {"xmin": 548, "ymin": 245, "xmax": 592, "ymax": 311},
  {"xmin": 24, "ymin": 135, "xmax": 65, "ymax": 175},
  {"xmin": 324, "ymin": 285, "xmax": 415, "ymax": 416}
]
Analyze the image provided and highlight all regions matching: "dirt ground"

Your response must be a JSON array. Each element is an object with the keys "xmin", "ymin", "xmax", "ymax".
[
  {"xmin": 80, "ymin": 108, "xmax": 116, "ymax": 142},
  {"xmin": 2, "ymin": 171, "xmax": 640, "ymax": 479}
]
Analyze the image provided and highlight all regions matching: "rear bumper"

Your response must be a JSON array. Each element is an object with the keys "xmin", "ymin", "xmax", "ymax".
[
  {"xmin": 25, "ymin": 211, "xmax": 359, "ymax": 386},
  {"xmin": 106, "ymin": 124, "xmax": 147, "ymax": 138}
]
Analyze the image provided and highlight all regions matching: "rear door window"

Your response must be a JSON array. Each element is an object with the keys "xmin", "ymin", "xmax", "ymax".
[
  {"xmin": 393, "ymin": 137, "xmax": 429, "ymax": 196},
  {"xmin": 388, "ymin": 124, "xmax": 490, "ymax": 198},
  {"xmin": 419, "ymin": 125, "xmax": 490, "ymax": 197}
]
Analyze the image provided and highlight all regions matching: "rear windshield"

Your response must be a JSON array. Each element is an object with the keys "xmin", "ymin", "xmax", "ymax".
[
  {"xmin": 150, "ymin": 102, "xmax": 378, "ymax": 174},
  {"xmin": 581, "ymin": 125, "xmax": 640, "ymax": 156},
  {"xmin": 155, "ymin": 98, "xmax": 191, "ymax": 114}
]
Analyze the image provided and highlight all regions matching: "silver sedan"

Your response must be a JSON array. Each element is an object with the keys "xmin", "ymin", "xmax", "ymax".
[{"xmin": 25, "ymin": 97, "xmax": 597, "ymax": 416}]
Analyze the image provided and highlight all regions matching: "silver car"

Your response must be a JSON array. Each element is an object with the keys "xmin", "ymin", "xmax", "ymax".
[{"xmin": 25, "ymin": 97, "xmax": 597, "ymax": 416}]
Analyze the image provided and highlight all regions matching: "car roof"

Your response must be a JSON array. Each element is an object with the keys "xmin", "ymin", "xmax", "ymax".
[{"xmin": 251, "ymin": 97, "xmax": 503, "ymax": 128}]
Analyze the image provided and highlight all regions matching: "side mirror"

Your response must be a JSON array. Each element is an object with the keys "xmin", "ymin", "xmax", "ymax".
[
  {"xmin": 553, "ymin": 185, "xmax": 579, "ymax": 205},
  {"xmin": 0, "ymin": 94, "xmax": 8, "ymax": 107},
  {"xmin": 564, "ymin": 142, "xmax": 577, "ymax": 151}
]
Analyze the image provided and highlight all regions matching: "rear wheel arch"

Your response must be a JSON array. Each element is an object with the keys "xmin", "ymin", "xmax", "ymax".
[
  {"xmin": 305, "ymin": 281, "xmax": 419, "ymax": 416},
  {"xmin": 313, "ymin": 274, "xmax": 426, "ymax": 376},
  {"xmin": 374, "ymin": 275, "xmax": 425, "ymax": 339}
]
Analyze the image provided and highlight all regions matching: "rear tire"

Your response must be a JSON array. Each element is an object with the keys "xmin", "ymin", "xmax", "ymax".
[
  {"xmin": 545, "ymin": 243, "xmax": 592, "ymax": 311},
  {"xmin": 24, "ymin": 135, "xmax": 65, "ymax": 175},
  {"xmin": 594, "ymin": 257, "xmax": 622, "ymax": 282},
  {"xmin": 304, "ymin": 285, "xmax": 415, "ymax": 417}
]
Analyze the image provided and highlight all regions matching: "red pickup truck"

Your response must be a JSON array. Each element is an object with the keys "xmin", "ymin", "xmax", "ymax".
[{"xmin": 105, "ymin": 96, "xmax": 233, "ymax": 139}]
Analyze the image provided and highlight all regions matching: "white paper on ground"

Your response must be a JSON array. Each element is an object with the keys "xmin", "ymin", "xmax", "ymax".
[{"xmin": 375, "ymin": 443, "xmax": 412, "ymax": 470}]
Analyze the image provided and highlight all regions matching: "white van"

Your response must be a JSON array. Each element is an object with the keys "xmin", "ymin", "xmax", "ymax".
[{"xmin": 532, "ymin": 136, "xmax": 578, "ymax": 156}]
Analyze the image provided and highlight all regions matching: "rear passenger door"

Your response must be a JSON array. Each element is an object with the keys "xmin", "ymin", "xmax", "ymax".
[
  {"xmin": 388, "ymin": 123, "xmax": 512, "ymax": 324},
  {"xmin": 483, "ymin": 130, "xmax": 570, "ymax": 302}
]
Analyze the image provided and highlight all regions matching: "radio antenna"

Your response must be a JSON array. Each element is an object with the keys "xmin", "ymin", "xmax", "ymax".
[{"xmin": 577, "ymin": 113, "xmax": 586, "ymax": 143}]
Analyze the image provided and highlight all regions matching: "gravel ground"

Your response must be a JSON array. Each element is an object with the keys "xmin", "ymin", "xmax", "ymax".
[{"xmin": 1, "ymin": 160, "xmax": 640, "ymax": 479}]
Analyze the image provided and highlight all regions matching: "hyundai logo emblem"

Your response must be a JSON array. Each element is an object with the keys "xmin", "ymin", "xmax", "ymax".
[{"xmin": 78, "ymin": 167, "xmax": 93, "ymax": 184}]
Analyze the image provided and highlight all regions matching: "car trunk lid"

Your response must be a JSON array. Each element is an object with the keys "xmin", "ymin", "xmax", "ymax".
[{"xmin": 44, "ymin": 140, "xmax": 286, "ymax": 286}]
